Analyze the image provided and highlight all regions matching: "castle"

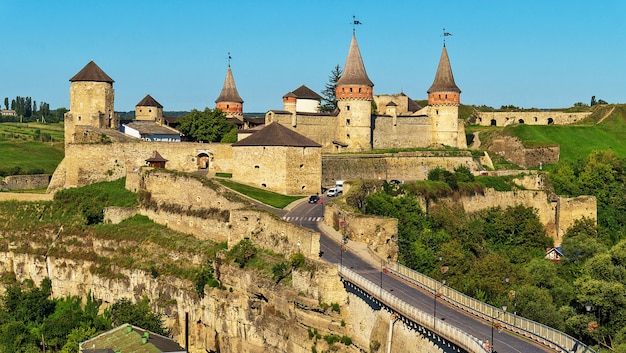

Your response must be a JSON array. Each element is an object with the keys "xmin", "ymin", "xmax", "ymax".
[
  {"xmin": 52, "ymin": 32, "xmax": 472, "ymax": 196},
  {"xmin": 266, "ymin": 34, "xmax": 467, "ymax": 152}
]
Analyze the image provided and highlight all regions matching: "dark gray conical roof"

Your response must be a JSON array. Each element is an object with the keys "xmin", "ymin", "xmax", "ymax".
[
  {"xmin": 136, "ymin": 94, "xmax": 163, "ymax": 108},
  {"xmin": 70, "ymin": 61, "xmax": 114, "ymax": 83},
  {"xmin": 427, "ymin": 45, "xmax": 460, "ymax": 93},
  {"xmin": 232, "ymin": 122, "xmax": 321, "ymax": 147},
  {"xmin": 215, "ymin": 66, "xmax": 244, "ymax": 103},
  {"xmin": 336, "ymin": 34, "xmax": 374, "ymax": 87}
]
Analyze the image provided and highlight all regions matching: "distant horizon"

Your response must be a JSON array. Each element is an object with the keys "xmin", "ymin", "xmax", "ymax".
[{"xmin": 2, "ymin": 1, "xmax": 624, "ymax": 113}]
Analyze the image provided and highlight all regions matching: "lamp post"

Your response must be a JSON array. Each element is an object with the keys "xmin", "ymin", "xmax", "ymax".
[
  {"xmin": 505, "ymin": 275, "xmax": 517, "ymax": 326},
  {"xmin": 585, "ymin": 301, "xmax": 600, "ymax": 352},
  {"xmin": 490, "ymin": 302, "xmax": 507, "ymax": 353},
  {"xmin": 433, "ymin": 277, "xmax": 446, "ymax": 330}
]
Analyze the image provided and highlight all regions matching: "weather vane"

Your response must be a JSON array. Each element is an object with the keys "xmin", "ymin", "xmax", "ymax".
[
  {"xmin": 352, "ymin": 15, "xmax": 362, "ymax": 34},
  {"xmin": 442, "ymin": 28, "xmax": 453, "ymax": 45},
  {"xmin": 228, "ymin": 52, "xmax": 232, "ymax": 67}
]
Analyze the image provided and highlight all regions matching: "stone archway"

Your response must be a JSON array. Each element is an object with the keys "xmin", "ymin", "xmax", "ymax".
[
  {"xmin": 490, "ymin": 119, "xmax": 497, "ymax": 126},
  {"xmin": 196, "ymin": 152, "xmax": 211, "ymax": 169},
  {"xmin": 547, "ymin": 118, "xmax": 554, "ymax": 125}
]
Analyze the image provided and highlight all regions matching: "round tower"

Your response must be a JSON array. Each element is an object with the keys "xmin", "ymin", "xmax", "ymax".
[
  {"xmin": 135, "ymin": 94, "xmax": 163, "ymax": 121},
  {"xmin": 335, "ymin": 34, "xmax": 374, "ymax": 151},
  {"xmin": 427, "ymin": 44, "xmax": 465, "ymax": 148},
  {"xmin": 66, "ymin": 61, "xmax": 116, "ymax": 144},
  {"xmin": 215, "ymin": 65, "xmax": 244, "ymax": 116}
]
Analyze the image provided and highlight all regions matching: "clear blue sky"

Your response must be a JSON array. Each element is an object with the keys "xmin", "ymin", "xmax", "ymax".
[{"xmin": 1, "ymin": 0, "xmax": 624, "ymax": 113}]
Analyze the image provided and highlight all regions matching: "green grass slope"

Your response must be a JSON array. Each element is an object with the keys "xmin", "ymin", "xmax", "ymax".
[
  {"xmin": 0, "ymin": 122, "xmax": 64, "ymax": 175},
  {"xmin": 504, "ymin": 104, "xmax": 626, "ymax": 164}
]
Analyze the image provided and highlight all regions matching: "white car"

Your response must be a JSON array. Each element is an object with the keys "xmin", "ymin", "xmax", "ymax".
[{"xmin": 327, "ymin": 188, "xmax": 338, "ymax": 197}]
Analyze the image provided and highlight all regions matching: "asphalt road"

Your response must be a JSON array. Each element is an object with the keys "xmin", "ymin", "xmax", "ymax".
[{"xmin": 282, "ymin": 197, "xmax": 553, "ymax": 353}]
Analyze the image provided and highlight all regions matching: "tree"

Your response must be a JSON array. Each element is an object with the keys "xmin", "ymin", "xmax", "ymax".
[
  {"xmin": 107, "ymin": 297, "xmax": 169, "ymax": 336},
  {"xmin": 176, "ymin": 108, "xmax": 236, "ymax": 142},
  {"xmin": 320, "ymin": 65, "xmax": 342, "ymax": 112},
  {"xmin": 3, "ymin": 97, "xmax": 7, "ymax": 110}
]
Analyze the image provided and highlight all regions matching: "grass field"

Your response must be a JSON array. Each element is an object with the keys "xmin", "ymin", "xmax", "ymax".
[
  {"xmin": 0, "ymin": 122, "xmax": 64, "ymax": 174},
  {"xmin": 504, "ymin": 105, "xmax": 626, "ymax": 164},
  {"xmin": 217, "ymin": 179, "xmax": 304, "ymax": 209}
]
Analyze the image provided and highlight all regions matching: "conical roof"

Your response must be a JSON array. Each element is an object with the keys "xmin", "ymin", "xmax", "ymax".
[
  {"xmin": 136, "ymin": 94, "xmax": 163, "ymax": 108},
  {"xmin": 232, "ymin": 122, "xmax": 321, "ymax": 147},
  {"xmin": 215, "ymin": 66, "xmax": 244, "ymax": 104},
  {"xmin": 70, "ymin": 61, "xmax": 114, "ymax": 83},
  {"xmin": 427, "ymin": 45, "xmax": 460, "ymax": 93},
  {"xmin": 336, "ymin": 34, "xmax": 374, "ymax": 87},
  {"xmin": 292, "ymin": 85, "xmax": 323, "ymax": 100}
]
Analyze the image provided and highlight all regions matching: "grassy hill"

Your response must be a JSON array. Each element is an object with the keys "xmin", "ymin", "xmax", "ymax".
[
  {"xmin": 0, "ymin": 122, "xmax": 64, "ymax": 175},
  {"xmin": 503, "ymin": 104, "xmax": 626, "ymax": 164}
]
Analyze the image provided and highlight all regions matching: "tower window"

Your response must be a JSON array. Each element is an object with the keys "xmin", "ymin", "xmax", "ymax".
[
  {"xmin": 349, "ymin": 87, "xmax": 353, "ymax": 93},
  {"xmin": 347, "ymin": 134, "xmax": 350, "ymax": 139},
  {"xmin": 358, "ymin": 88, "xmax": 362, "ymax": 93},
  {"xmin": 149, "ymin": 109, "xmax": 152, "ymax": 113},
  {"xmin": 347, "ymin": 105, "xmax": 350, "ymax": 111},
  {"xmin": 346, "ymin": 119, "xmax": 350, "ymax": 126}
]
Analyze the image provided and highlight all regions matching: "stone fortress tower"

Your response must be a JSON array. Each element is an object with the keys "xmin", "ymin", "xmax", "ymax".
[
  {"xmin": 135, "ymin": 94, "xmax": 164, "ymax": 122},
  {"xmin": 427, "ymin": 44, "xmax": 465, "ymax": 148},
  {"xmin": 335, "ymin": 34, "xmax": 375, "ymax": 152},
  {"xmin": 215, "ymin": 64, "xmax": 244, "ymax": 117},
  {"xmin": 64, "ymin": 61, "xmax": 118, "ymax": 145}
]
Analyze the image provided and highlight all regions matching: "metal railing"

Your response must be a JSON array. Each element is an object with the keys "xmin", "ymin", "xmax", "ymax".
[
  {"xmin": 338, "ymin": 265, "xmax": 489, "ymax": 353},
  {"xmin": 387, "ymin": 261, "xmax": 593, "ymax": 353}
]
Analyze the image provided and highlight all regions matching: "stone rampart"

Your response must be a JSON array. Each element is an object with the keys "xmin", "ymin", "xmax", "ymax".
[
  {"xmin": 0, "ymin": 193, "xmax": 54, "ymax": 202},
  {"xmin": 322, "ymin": 152, "xmax": 475, "ymax": 186},
  {"xmin": 372, "ymin": 116, "xmax": 433, "ymax": 149},
  {"xmin": 476, "ymin": 111, "xmax": 591, "ymax": 126},
  {"xmin": 48, "ymin": 141, "xmax": 233, "ymax": 192},
  {"xmin": 450, "ymin": 189, "xmax": 596, "ymax": 246},
  {"xmin": 324, "ymin": 203, "xmax": 398, "ymax": 261},
  {"xmin": 488, "ymin": 136, "xmax": 559, "ymax": 168},
  {"xmin": 1, "ymin": 174, "xmax": 51, "ymax": 191}
]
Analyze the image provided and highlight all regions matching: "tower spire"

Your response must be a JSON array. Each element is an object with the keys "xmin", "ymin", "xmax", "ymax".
[
  {"xmin": 215, "ymin": 63, "xmax": 244, "ymax": 116},
  {"xmin": 427, "ymin": 44, "xmax": 461, "ymax": 106}
]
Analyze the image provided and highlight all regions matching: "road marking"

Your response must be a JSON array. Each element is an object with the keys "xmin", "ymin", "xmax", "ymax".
[{"xmin": 287, "ymin": 216, "xmax": 322, "ymax": 221}]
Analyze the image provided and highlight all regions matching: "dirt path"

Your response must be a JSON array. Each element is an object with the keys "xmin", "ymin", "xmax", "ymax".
[
  {"xmin": 597, "ymin": 106, "xmax": 615, "ymax": 124},
  {"xmin": 470, "ymin": 131, "xmax": 481, "ymax": 149}
]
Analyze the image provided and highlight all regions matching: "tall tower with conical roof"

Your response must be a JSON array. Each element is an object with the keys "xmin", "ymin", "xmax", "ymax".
[
  {"xmin": 335, "ymin": 34, "xmax": 374, "ymax": 151},
  {"xmin": 427, "ymin": 44, "xmax": 465, "ymax": 148},
  {"xmin": 65, "ymin": 61, "xmax": 117, "ymax": 144},
  {"xmin": 215, "ymin": 65, "xmax": 244, "ymax": 116}
]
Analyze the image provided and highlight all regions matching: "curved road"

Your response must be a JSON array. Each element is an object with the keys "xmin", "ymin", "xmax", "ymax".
[{"xmin": 282, "ymin": 197, "xmax": 552, "ymax": 353}]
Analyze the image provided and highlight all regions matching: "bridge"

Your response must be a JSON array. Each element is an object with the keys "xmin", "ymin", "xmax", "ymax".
[{"xmin": 283, "ymin": 200, "xmax": 595, "ymax": 353}]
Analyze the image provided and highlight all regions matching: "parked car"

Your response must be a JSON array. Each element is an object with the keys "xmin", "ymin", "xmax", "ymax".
[
  {"xmin": 389, "ymin": 179, "xmax": 402, "ymax": 185},
  {"xmin": 326, "ymin": 188, "xmax": 338, "ymax": 197},
  {"xmin": 308, "ymin": 195, "xmax": 320, "ymax": 204}
]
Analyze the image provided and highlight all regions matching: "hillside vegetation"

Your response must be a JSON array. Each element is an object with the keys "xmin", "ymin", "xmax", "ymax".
[
  {"xmin": 0, "ymin": 122, "xmax": 64, "ymax": 175},
  {"xmin": 472, "ymin": 104, "xmax": 626, "ymax": 165}
]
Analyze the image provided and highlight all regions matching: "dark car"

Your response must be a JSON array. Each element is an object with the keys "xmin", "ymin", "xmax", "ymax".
[
  {"xmin": 308, "ymin": 195, "xmax": 320, "ymax": 204},
  {"xmin": 390, "ymin": 179, "xmax": 402, "ymax": 185}
]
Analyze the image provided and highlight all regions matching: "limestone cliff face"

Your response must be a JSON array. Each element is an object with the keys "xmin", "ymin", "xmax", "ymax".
[{"xmin": 0, "ymin": 251, "xmax": 358, "ymax": 353}]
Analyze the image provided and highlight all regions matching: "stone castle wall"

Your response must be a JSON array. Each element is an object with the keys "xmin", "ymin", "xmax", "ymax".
[
  {"xmin": 476, "ymin": 111, "xmax": 591, "ymax": 127},
  {"xmin": 323, "ymin": 203, "xmax": 398, "ymax": 262},
  {"xmin": 48, "ymin": 141, "xmax": 233, "ymax": 192},
  {"xmin": 488, "ymin": 136, "xmax": 560, "ymax": 168},
  {"xmin": 232, "ymin": 145, "xmax": 321, "ymax": 195},
  {"xmin": 266, "ymin": 112, "xmax": 339, "ymax": 153},
  {"xmin": 0, "ymin": 174, "xmax": 51, "ymax": 191},
  {"xmin": 452, "ymin": 188, "xmax": 596, "ymax": 246},
  {"xmin": 322, "ymin": 152, "xmax": 475, "ymax": 186},
  {"xmin": 372, "ymin": 116, "xmax": 433, "ymax": 149}
]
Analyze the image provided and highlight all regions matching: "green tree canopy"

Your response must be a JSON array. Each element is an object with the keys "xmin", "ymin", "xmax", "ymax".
[{"xmin": 177, "ymin": 108, "xmax": 236, "ymax": 142}]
